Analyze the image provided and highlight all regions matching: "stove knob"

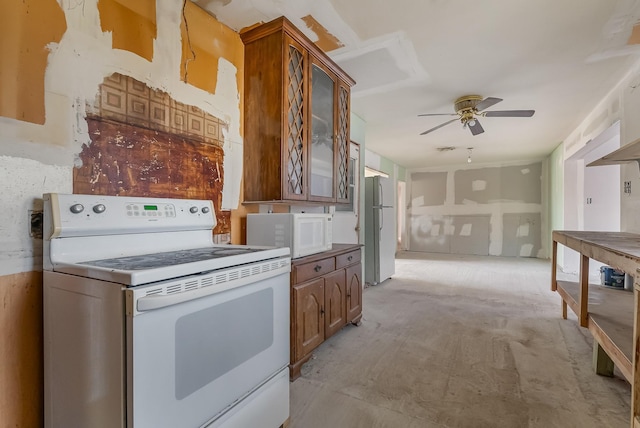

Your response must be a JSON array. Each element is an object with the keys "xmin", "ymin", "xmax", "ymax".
[
  {"xmin": 93, "ymin": 204, "xmax": 106, "ymax": 214},
  {"xmin": 189, "ymin": 206, "xmax": 199, "ymax": 214},
  {"xmin": 69, "ymin": 204, "xmax": 84, "ymax": 214},
  {"xmin": 201, "ymin": 207, "xmax": 210, "ymax": 214}
]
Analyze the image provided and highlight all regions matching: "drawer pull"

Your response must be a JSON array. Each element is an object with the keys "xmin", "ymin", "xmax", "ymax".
[
  {"xmin": 314, "ymin": 265, "xmax": 322, "ymax": 272},
  {"xmin": 347, "ymin": 255, "xmax": 353, "ymax": 261}
]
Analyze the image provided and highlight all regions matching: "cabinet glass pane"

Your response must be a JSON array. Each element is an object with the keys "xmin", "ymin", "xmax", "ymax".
[
  {"xmin": 286, "ymin": 46, "xmax": 305, "ymax": 196},
  {"xmin": 335, "ymin": 156, "xmax": 356, "ymax": 212},
  {"xmin": 310, "ymin": 65, "xmax": 334, "ymax": 198},
  {"xmin": 337, "ymin": 86, "xmax": 349, "ymax": 200}
]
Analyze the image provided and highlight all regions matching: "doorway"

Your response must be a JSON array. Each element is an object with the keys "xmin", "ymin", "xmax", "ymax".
[
  {"xmin": 563, "ymin": 121, "xmax": 621, "ymax": 275},
  {"xmin": 397, "ymin": 180, "xmax": 406, "ymax": 250},
  {"xmin": 333, "ymin": 142, "xmax": 361, "ymax": 244}
]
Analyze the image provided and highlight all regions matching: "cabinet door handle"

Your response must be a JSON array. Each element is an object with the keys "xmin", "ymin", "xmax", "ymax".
[
  {"xmin": 314, "ymin": 265, "xmax": 322, "ymax": 272},
  {"xmin": 347, "ymin": 256, "xmax": 353, "ymax": 261},
  {"xmin": 320, "ymin": 307, "xmax": 325, "ymax": 315}
]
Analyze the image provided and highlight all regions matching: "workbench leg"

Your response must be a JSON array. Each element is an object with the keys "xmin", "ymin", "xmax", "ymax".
[
  {"xmin": 562, "ymin": 299, "xmax": 567, "ymax": 320},
  {"xmin": 592, "ymin": 341, "xmax": 614, "ymax": 377},
  {"xmin": 579, "ymin": 254, "xmax": 589, "ymax": 328},
  {"xmin": 632, "ymin": 280, "xmax": 640, "ymax": 427},
  {"xmin": 551, "ymin": 240, "xmax": 558, "ymax": 291}
]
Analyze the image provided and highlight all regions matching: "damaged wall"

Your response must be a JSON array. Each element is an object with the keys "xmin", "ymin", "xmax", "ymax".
[
  {"xmin": 0, "ymin": 1, "xmax": 244, "ymax": 425},
  {"xmin": 409, "ymin": 161, "xmax": 545, "ymax": 258}
]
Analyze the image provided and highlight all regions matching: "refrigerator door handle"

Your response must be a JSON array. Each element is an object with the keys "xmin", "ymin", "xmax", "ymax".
[
  {"xmin": 378, "ymin": 181, "xmax": 383, "ymax": 207},
  {"xmin": 380, "ymin": 206, "xmax": 384, "ymax": 235}
]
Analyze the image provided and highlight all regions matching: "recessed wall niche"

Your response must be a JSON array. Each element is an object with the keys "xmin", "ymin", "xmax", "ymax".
[{"xmin": 74, "ymin": 73, "xmax": 231, "ymax": 239}]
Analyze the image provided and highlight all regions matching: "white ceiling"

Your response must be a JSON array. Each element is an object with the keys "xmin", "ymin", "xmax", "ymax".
[{"xmin": 197, "ymin": 0, "xmax": 640, "ymax": 169}]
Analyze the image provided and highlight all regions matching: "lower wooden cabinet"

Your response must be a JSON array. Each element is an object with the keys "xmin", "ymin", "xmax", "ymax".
[
  {"xmin": 292, "ymin": 278, "xmax": 325, "ymax": 361},
  {"xmin": 290, "ymin": 244, "xmax": 362, "ymax": 379},
  {"xmin": 346, "ymin": 264, "xmax": 362, "ymax": 323},
  {"xmin": 324, "ymin": 269, "xmax": 347, "ymax": 338}
]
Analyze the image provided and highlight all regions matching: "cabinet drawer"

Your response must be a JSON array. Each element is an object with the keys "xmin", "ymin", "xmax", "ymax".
[
  {"xmin": 336, "ymin": 249, "xmax": 360, "ymax": 269},
  {"xmin": 294, "ymin": 258, "xmax": 336, "ymax": 283}
]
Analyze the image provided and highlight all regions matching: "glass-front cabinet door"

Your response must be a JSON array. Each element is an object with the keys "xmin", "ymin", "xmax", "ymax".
[
  {"xmin": 283, "ymin": 36, "xmax": 308, "ymax": 201},
  {"xmin": 309, "ymin": 60, "xmax": 336, "ymax": 201},
  {"xmin": 336, "ymin": 80, "xmax": 351, "ymax": 204}
]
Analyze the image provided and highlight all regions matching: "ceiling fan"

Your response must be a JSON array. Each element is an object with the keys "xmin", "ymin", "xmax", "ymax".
[{"xmin": 418, "ymin": 95, "xmax": 535, "ymax": 136}]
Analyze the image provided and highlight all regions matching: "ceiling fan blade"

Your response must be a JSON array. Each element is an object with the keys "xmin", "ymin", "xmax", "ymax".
[
  {"xmin": 418, "ymin": 113, "xmax": 457, "ymax": 117},
  {"xmin": 484, "ymin": 110, "xmax": 535, "ymax": 117},
  {"xmin": 475, "ymin": 97, "xmax": 502, "ymax": 112},
  {"xmin": 468, "ymin": 119, "xmax": 484, "ymax": 136},
  {"xmin": 420, "ymin": 118, "xmax": 459, "ymax": 135}
]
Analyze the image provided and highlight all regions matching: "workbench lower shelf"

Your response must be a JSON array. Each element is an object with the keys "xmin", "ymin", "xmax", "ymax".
[
  {"xmin": 555, "ymin": 279, "xmax": 633, "ymax": 382},
  {"xmin": 551, "ymin": 230, "xmax": 640, "ymax": 428}
]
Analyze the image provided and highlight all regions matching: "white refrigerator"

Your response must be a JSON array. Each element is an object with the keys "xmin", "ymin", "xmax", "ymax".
[{"xmin": 365, "ymin": 175, "xmax": 396, "ymax": 284}]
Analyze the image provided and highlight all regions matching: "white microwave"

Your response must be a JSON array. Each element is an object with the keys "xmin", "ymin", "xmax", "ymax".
[{"xmin": 246, "ymin": 213, "xmax": 332, "ymax": 258}]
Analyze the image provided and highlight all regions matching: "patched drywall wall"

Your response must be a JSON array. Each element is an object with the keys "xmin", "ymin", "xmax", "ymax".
[
  {"xmin": 410, "ymin": 172, "xmax": 447, "ymax": 206},
  {"xmin": 409, "ymin": 161, "xmax": 544, "ymax": 258},
  {"xmin": 454, "ymin": 164, "xmax": 542, "ymax": 205}
]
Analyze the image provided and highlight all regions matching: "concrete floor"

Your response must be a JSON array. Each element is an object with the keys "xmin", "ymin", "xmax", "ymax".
[{"xmin": 289, "ymin": 252, "xmax": 630, "ymax": 428}]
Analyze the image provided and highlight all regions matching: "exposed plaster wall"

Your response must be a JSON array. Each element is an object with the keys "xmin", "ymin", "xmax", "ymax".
[
  {"xmin": 0, "ymin": 0, "xmax": 245, "ymax": 276},
  {"xmin": 0, "ymin": 157, "xmax": 72, "ymax": 276}
]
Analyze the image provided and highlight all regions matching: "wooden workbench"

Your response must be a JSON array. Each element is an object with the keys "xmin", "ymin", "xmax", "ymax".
[{"xmin": 551, "ymin": 231, "xmax": 640, "ymax": 427}]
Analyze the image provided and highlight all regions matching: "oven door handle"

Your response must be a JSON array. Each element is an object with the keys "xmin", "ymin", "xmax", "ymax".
[{"xmin": 136, "ymin": 287, "xmax": 219, "ymax": 312}]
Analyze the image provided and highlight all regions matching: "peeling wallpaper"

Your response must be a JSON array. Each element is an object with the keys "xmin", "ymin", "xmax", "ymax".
[
  {"xmin": 0, "ymin": 0, "xmax": 66, "ymax": 124},
  {"xmin": 98, "ymin": 0, "xmax": 157, "ymax": 61},
  {"xmin": 0, "ymin": 0, "xmax": 245, "ymax": 276}
]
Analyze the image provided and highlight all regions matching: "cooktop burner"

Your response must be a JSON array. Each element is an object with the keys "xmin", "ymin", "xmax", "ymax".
[{"xmin": 80, "ymin": 247, "xmax": 268, "ymax": 271}]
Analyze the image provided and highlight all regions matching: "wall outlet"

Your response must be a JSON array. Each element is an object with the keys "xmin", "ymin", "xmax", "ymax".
[
  {"xmin": 624, "ymin": 181, "xmax": 631, "ymax": 195},
  {"xmin": 29, "ymin": 210, "xmax": 43, "ymax": 239}
]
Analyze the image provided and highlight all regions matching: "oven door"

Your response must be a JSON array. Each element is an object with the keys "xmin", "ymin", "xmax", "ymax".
[{"xmin": 126, "ymin": 271, "xmax": 289, "ymax": 428}]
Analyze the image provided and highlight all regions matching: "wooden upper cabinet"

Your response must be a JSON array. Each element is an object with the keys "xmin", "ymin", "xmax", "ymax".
[{"xmin": 241, "ymin": 17, "xmax": 355, "ymax": 204}]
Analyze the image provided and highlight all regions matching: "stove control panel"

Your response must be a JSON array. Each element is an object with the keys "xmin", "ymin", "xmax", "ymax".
[
  {"xmin": 44, "ymin": 193, "xmax": 216, "ymax": 238},
  {"xmin": 126, "ymin": 203, "xmax": 176, "ymax": 218}
]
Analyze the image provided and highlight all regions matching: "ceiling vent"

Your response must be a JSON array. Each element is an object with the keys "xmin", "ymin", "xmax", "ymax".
[{"xmin": 436, "ymin": 146, "xmax": 456, "ymax": 152}]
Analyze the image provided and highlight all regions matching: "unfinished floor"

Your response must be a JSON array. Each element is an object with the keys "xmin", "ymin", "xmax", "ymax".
[{"xmin": 289, "ymin": 252, "xmax": 630, "ymax": 428}]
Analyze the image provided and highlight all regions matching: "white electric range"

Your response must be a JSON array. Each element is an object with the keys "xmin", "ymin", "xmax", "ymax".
[{"xmin": 42, "ymin": 193, "xmax": 291, "ymax": 428}]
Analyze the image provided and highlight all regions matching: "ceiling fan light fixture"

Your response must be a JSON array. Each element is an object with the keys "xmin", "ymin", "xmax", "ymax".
[{"xmin": 418, "ymin": 95, "xmax": 534, "ymax": 136}]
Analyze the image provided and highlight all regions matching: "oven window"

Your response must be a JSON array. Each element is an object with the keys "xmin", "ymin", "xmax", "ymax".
[{"xmin": 175, "ymin": 288, "xmax": 274, "ymax": 400}]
